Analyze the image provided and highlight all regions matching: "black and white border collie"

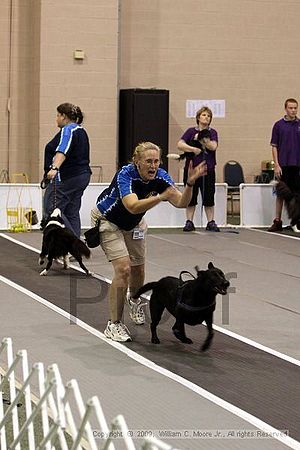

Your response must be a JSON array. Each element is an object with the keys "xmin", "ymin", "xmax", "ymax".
[{"xmin": 39, "ymin": 208, "xmax": 91, "ymax": 276}]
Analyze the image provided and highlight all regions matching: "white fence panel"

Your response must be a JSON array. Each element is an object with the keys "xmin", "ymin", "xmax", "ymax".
[
  {"xmin": 0, "ymin": 337, "xmax": 178, "ymax": 450},
  {"xmin": 240, "ymin": 184, "xmax": 289, "ymax": 227},
  {"xmin": 0, "ymin": 183, "xmax": 227, "ymax": 230}
]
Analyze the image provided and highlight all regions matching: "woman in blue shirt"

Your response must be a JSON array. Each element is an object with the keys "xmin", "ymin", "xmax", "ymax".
[
  {"xmin": 91, "ymin": 141, "xmax": 207, "ymax": 342},
  {"xmin": 43, "ymin": 103, "xmax": 91, "ymax": 237}
]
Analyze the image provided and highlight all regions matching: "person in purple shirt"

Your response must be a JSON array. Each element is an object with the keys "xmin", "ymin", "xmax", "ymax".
[
  {"xmin": 268, "ymin": 98, "xmax": 300, "ymax": 232},
  {"xmin": 177, "ymin": 106, "xmax": 219, "ymax": 232}
]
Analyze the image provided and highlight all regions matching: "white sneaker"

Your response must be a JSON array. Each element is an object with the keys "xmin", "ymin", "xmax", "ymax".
[
  {"xmin": 104, "ymin": 321, "xmax": 132, "ymax": 342},
  {"xmin": 127, "ymin": 297, "xmax": 146, "ymax": 325}
]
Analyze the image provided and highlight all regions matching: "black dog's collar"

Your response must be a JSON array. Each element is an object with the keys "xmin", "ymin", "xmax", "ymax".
[{"xmin": 176, "ymin": 280, "xmax": 216, "ymax": 313}]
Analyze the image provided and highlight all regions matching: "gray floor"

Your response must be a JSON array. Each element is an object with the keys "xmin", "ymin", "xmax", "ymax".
[{"xmin": 0, "ymin": 228, "xmax": 299, "ymax": 450}]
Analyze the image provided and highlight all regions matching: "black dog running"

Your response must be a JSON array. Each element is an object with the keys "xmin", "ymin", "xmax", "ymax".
[{"xmin": 133, "ymin": 262, "xmax": 229, "ymax": 352}]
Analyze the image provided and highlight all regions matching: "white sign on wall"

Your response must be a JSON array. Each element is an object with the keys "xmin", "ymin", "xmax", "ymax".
[{"xmin": 186, "ymin": 99, "xmax": 225, "ymax": 118}]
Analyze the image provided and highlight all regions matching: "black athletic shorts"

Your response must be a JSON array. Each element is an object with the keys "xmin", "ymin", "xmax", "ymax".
[
  {"xmin": 281, "ymin": 166, "xmax": 300, "ymax": 192},
  {"xmin": 183, "ymin": 168, "xmax": 216, "ymax": 207}
]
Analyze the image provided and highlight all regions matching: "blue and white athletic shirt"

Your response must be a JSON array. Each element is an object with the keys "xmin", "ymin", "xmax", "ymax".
[
  {"xmin": 96, "ymin": 163, "xmax": 175, "ymax": 231},
  {"xmin": 49, "ymin": 123, "xmax": 91, "ymax": 180}
]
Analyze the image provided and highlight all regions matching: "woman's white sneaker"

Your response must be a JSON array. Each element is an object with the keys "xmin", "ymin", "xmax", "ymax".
[{"xmin": 104, "ymin": 321, "xmax": 132, "ymax": 342}]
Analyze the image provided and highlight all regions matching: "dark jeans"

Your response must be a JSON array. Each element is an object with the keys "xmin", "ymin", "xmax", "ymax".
[{"xmin": 44, "ymin": 171, "xmax": 91, "ymax": 237}]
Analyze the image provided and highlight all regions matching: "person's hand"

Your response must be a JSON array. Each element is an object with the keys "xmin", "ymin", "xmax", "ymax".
[
  {"xmin": 193, "ymin": 146, "xmax": 202, "ymax": 155},
  {"xmin": 47, "ymin": 169, "xmax": 58, "ymax": 180},
  {"xmin": 186, "ymin": 160, "xmax": 207, "ymax": 184},
  {"xmin": 274, "ymin": 163, "xmax": 282, "ymax": 179}
]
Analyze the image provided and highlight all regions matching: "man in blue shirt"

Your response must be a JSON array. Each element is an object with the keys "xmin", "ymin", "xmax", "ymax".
[{"xmin": 91, "ymin": 141, "xmax": 207, "ymax": 342}]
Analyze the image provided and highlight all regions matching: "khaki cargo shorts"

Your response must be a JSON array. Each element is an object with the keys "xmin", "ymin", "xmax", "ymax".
[{"xmin": 91, "ymin": 207, "xmax": 147, "ymax": 265}]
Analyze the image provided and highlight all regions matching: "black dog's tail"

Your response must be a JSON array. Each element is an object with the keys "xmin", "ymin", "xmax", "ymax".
[
  {"xmin": 72, "ymin": 240, "xmax": 91, "ymax": 259},
  {"xmin": 275, "ymin": 181, "xmax": 294, "ymax": 201},
  {"xmin": 132, "ymin": 281, "xmax": 158, "ymax": 299}
]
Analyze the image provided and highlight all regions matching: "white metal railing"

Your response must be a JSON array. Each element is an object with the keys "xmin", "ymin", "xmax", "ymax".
[{"xmin": 0, "ymin": 337, "xmax": 179, "ymax": 449}]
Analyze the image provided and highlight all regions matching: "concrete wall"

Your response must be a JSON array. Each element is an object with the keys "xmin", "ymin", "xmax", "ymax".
[
  {"xmin": 1, "ymin": 0, "xmax": 300, "ymax": 184},
  {"xmin": 0, "ymin": 0, "xmax": 119, "ymax": 182},
  {"xmin": 119, "ymin": 0, "xmax": 300, "ymax": 182}
]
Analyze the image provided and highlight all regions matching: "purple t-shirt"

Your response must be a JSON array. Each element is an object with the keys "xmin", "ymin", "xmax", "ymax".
[
  {"xmin": 180, "ymin": 126, "xmax": 218, "ymax": 170},
  {"xmin": 270, "ymin": 117, "xmax": 300, "ymax": 167}
]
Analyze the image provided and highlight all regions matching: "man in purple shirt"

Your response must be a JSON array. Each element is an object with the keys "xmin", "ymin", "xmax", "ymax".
[
  {"xmin": 268, "ymin": 98, "xmax": 300, "ymax": 232},
  {"xmin": 177, "ymin": 106, "xmax": 219, "ymax": 232}
]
